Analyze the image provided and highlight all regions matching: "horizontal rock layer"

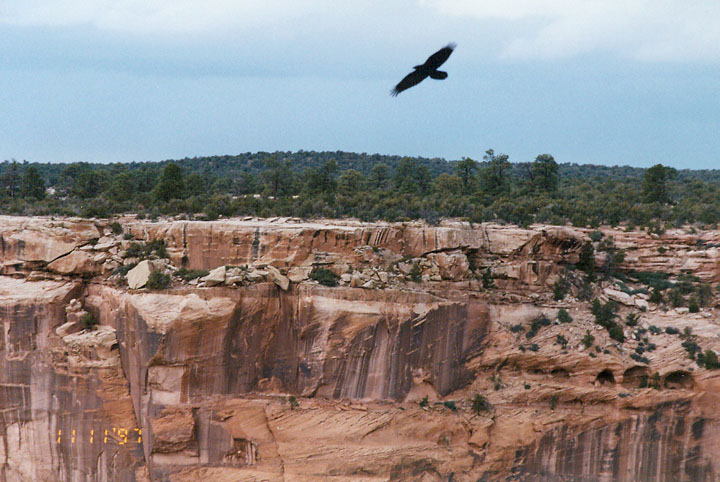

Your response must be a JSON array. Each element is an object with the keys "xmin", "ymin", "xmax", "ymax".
[{"xmin": 0, "ymin": 216, "xmax": 718, "ymax": 481}]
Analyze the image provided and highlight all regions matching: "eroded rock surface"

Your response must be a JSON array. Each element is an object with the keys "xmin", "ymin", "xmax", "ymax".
[{"xmin": 0, "ymin": 216, "xmax": 719, "ymax": 481}]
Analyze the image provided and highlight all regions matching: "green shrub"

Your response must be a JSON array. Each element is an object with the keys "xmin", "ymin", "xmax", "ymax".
[
  {"xmin": 682, "ymin": 339, "xmax": 701, "ymax": 359},
  {"xmin": 526, "ymin": 314, "xmax": 551, "ymax": 339},
  {"xmin": 310, "ymin": 267, "xmax": 340, "ymax": 287},
  {"xmin": 175, "ymin": 268, "xmax": 209, "ymax": 281},
  {"xmin": 668, "ymin": 288, "xmax": 685, "ymax": 307},
  {"xmin": 528, "ymin": 343, "xmax": 539, "ymax": 352},
  {"xmin": 288, "ymin": 395, "xmax": 299, "ymax": 410},
  {"xmin": 81, "ymin": 312, "xmax": 98, "ymax": 330},
  {"xmin": 650, "ymin": 372, "xmax": 661, "ymax": 390},
  {"xmin": 471, "ymin": 394, "xmax": 491, "ymax": 414},
  {"xmin": 123, "ymin": 242, "xmax": 145, "ymax": 258},
  {"xmin": 146, "ymin": 271, "xmax": 171, "ymax": 290},
  {"xmin": 649, "ymin": 287, "xmax": 664, "ymax": 304},
  {"xmin": 409, "ymin": 265, "xmax": 422, "ymax": 282},
  {"xmin": 556, "ymin": 334, "xmax": 568, "ymax": 348},
  {"xmin": 582, "ymin": 330, "xmax": 595, "ymax": 349},
  {"xmin": 553, "ymin": 278, "xmax": 569, "ymax": 301},
  {"xmin": 703, "ymin": 350, "xmax": 719, "ymax": 369},
  {"xmin": 608, "ymin": 324, "xmax": 625, "ymax": 343},
  {"xmin": 589, "ymin": 230, "xmax": 603, "ymax": 242},
  {"xmin": 648, "ymin": 325, "xmax": 661, "ymax": 335},
  {"xmin": 442, "ymin": 400, "xmax": 457, "ymax": 411},
  {"xmin": 688, "ymin": 297, "xmax": 700, "ymax": 313},
  {"xmin": 110, "ymin": 221, "xmax": 123, "ymax": 235},
  {"xmin": 482, "ymin": 268, "xmax": 495, "ymax": 289},
  {"xmin": 577, "ymin": 242, "xmax": 596, "ymax": 279},
  {"xmin": 114, "ymin": 262, "xmax": 137, "ymax": 277},
  {"xmin": 591, "ymin": 299, "xmax": 618, "ymax": 327},
  {"xmin": 557, "ymin": 309, "xmax": 572, "ymax": 323},
  {"xmin": 630, "ymin": 353, "xmax": 650, "ymax": 364},
  {"xmin": 666, "ymin": 326, "xmax": 680, "ymax": 335},
  {"xmin": 419, "ymin": 396, "xmax": 429, "ymax": 408},
  {"xmin": 626, "ymin": 313, "xmax": 639, "ymax": 327},
  {"xmin": 510, "ymin": 324, "xmax": 524, "ymax": 333}
]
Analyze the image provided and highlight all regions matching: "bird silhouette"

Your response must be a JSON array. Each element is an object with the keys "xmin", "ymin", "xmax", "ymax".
[{"xmin": 391, "ymin": 43, "xmax": 456, "ymax": 96}]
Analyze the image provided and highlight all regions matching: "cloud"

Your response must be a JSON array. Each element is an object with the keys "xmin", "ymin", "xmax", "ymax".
[
  {"xmin": 420, "ymin": 0, "xmax": 720, "ymax": 61},
  {"xmin": 1, "ymin": 0, "xmax": 338, "ymax": 35},
  {"xmin": 4, "ymin": 0, "xmax": 720, "ymax": 62}
]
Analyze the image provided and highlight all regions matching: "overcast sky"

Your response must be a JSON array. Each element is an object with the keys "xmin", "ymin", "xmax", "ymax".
[{"xmin": 2, "ymin": 0, "xmax": 719, "ymax": 168}]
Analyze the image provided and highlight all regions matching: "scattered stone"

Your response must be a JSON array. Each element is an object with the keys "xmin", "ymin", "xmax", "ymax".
[
  {"xmin": 27, "ymin": 271, "xmax": 51, "ymax": 281},
  {"xmin": 397, "ymin": 262, "xmax": 413, "ymax": 275},
  {"xmin": 56, "ymin": 321, "xmax": 83, "ymax": 337},
  {"xmin": 47, "ymin": 251, "xmax": 98, "ymax": 275},
  {"xmin": 93, "ymin": 252, "xmax": 108, "ymax": 264},
  {"xmin": 127, "ymin": 260, "xmax": 157, "ymax": 289},
  {"xmin": 201, "ymin": 266, "xmax": 226, "ymax": 286},
  {"xmin": 94, "ymin": 241, "xmax": 117, "ymax": 251},
  {"xmin": 245, "ymin": 270, "xmax": 266, "ymax": 282},
  {"xmin": 224, "ymin": 275, "xmax": 244, "ymax": 286},
  {"xmin": 267, "ymin": 265, "xmax": 290, "ymax": 291},
  {"xmin": 604, "ymin": 288, "xmax": 635, "ymax": 307},
  {"xmin": 288, "ymin": 267, "xmax": 311, "ymax": 283}
]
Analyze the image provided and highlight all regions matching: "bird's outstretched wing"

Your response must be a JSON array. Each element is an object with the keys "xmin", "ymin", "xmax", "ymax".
[
  {"xmin": 424, "ymin": 43, "xmax": 456, "ymax": 70},
  {"xmin": 391, "ymin": 69, "xmax": 428, "ymax": 97}
]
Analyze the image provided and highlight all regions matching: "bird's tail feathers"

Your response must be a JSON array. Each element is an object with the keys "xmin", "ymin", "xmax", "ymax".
[{"xmin": 429, "ymin": 70, "xmax": 448, "ymax": 80}]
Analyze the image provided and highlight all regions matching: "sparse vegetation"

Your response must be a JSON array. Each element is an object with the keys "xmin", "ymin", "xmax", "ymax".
[
  {"xmin": 81, "ymin": 312, "xmax": 98, "ymax": 330},
  {"xmin": 591, "ymin": 299, "xmax": 624, "ymax": 342},
  {"xmin": 309, "ymin": 267, "xmax": 340, "ymax": 287},
  {"xmin": 109, "ymin": 221, "xmax": 123, "ymax": 235},
  {"xmin": 288, "ymin": 395, "xmax": 299, "ymax": 410},
  {"xmin": 582, "ymin": 330, "xmax": 595, "ymax": 349},
  {"xmin": 146, "ymin": 271, "xmax": 171, "ymax": 290},
  {"xmin": 526, "ymin": 314, "xmax": 551, "ymax": 339},
  {"xmin": 471, "ymin": 394, "xmax": 492, "ymax": 414},
  {"xmin": 557, "ymin": 309, "xmax": 572, "ymax": 323},
  {"xmin": 175, "ymin": 268, "xmax": 209, "ymax": 281}
]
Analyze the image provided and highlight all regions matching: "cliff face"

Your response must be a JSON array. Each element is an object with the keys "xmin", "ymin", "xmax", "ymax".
[{"xmin": 0, "ymin": 216, "xmax": 719, "ymax": 481}]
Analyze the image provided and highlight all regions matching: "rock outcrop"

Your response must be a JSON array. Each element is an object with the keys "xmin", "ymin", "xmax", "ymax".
[{"xmin": 0, "ymin": 216, "xmax": 719, "ymax": 481}]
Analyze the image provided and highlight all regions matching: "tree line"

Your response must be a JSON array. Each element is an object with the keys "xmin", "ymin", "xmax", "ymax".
[{"xmin": 0, "ymin": 151, "xmax": 718, "ymax": 228}]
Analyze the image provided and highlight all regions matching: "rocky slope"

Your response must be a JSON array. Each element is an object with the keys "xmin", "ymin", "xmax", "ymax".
[{"xmin": 0, "ymin": 215, "xmax": 719, "ymax": 481}]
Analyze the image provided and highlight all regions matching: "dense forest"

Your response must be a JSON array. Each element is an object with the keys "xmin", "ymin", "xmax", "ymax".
[{"xmin": 1, "ymin": 150, "xmax": 719, "ymax": 229}]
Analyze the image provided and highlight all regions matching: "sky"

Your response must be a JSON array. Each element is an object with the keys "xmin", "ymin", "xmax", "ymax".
[{"xmin": 1, "ymin": 0, "xmax": 719, "ymax": 168}]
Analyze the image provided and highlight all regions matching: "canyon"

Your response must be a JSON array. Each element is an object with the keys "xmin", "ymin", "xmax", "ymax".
[{"xmin": 0, "ymin": 215, "xmax": 719, "ymax": 481}]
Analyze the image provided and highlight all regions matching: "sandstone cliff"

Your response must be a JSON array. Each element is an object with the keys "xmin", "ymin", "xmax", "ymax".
[{"xmin": 0, "ymin": 215, "xmax": 719, "ymax": 481}]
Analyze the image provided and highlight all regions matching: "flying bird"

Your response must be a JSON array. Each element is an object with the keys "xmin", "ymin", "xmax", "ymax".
[{"xmin": 391, "ymin": 43, "xmax": 456, "ymax": 96}]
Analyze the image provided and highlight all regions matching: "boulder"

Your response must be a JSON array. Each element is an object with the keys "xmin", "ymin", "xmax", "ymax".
[
  {"xmin": 604, "ymin": 288, "xmax": 635, "ymax": 306},
  {"xmin": 288, "ymin": 267, "xmax": 311, "ymax": 283},
  {"xmin": 397, "ymin": 262, "xmax": 414, "ymax": 275},
  {"xmin": 266, "ymin": 265, "xmax": 290, "ymax": 291},
  {"xmin": 200, "ymin": 266, "xmax": 226, "ymax": 286},
  {"xmin": 127, "ymin": 260, "xmax": 157, "ymax": 289},
  {"xmin": 245, "ymin": 270, "xmax": 265, "ymax": 282},
  {"xmin": 426, "ymin": 251, "xmax": 470, "ymax": 281},
  {"xmin": 47, "ymin": 250, "xmax": 99, "ymax": 276}
]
